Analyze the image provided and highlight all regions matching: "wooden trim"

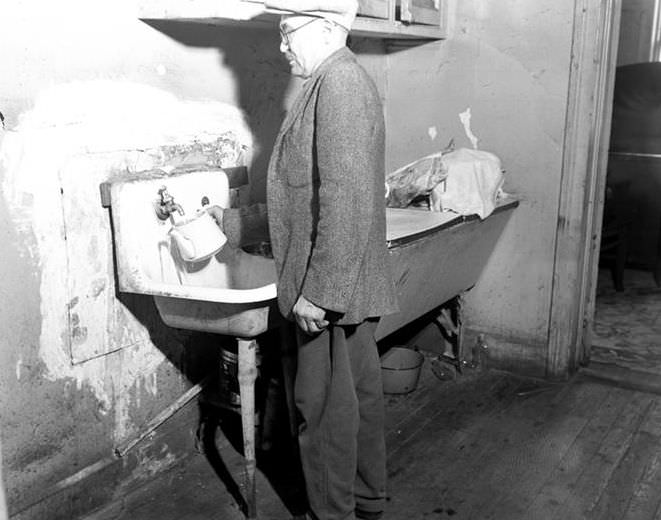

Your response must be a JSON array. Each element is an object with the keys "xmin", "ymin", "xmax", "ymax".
[
  {"xmin": 358, "ymin": 0, "xmax": 390, "ymax": 20},
  {"xmin": 462, "ymin": 327, "xmax": 548, "ymax": 379},
  {"xmin": 546, "ymin": 0, "xmax": 620, "ymax": 379},
  {"xmin": 399, "ymin": 0, "xmax": 413, "ymax": 22},
  {"xmin": 579, "ymin": 1, "xmax": 621, "ymax": 367},
  {"xmin": 581, "ymin": 362, "xmax": 661, "ymax": 396},
  {"xmin": 438, "ymin": 0, "xmax": 448, "ymax": 35},
  {"xmin": 352, "ymin": 16, "xmax": 444, "ymax": 39},
  {"xmin": 389, "ymin": 0, "xmax": 397, "ymax": 23},
  {"xmin": 399, "ymin": 0, "xmax": 443, "ymax": 26}
]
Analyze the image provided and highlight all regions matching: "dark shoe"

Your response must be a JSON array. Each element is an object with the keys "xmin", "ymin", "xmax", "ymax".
[
  {"xmin": 290, "ymin": 513, "xmax": 315, "ymax": 520},
  {"xmin": 291, "ymin": 509, "xmax": 382, "ymax": 520}
]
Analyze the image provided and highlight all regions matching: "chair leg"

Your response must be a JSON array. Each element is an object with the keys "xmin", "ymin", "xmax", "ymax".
[
  {"xmin": 655, "ymin": 214, "xmax": 661, "ymax": 287},
  {"xmin": 615, "ymin": 236, "xmax": 626, "ymax": 292},
  {"xmin": 237, "ymin": 338, "xmax": 258, "ymax": 520}
]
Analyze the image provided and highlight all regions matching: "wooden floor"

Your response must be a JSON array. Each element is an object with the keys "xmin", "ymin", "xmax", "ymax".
[
  {"xmin": 592, "ymin": 268, "xmax": 661, "ymax": 376},
  {"xmin": 84, "ymin": 359, "xmax": 661, "ymax": 520},
  {"xmin": 587, "ymin": 267, "xmax": 661, "ymax": 393}
]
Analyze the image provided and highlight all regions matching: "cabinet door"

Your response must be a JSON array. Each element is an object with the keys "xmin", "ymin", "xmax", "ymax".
[
  {"xmin": 399, "ymin": 0, "xmax": 444, "ymax": 26},
  {"xmin": 358, "ymin": 0, "xmax": 390, "ymax": 20},
  {"xmin": 61, "ymin": 157, "xmax": 153, "ymax": 364}
]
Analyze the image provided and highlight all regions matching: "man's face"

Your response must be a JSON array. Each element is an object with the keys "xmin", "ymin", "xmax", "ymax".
[{"xmin": 279, "ymin": 16, "xmax": 323, "ymax": 78}]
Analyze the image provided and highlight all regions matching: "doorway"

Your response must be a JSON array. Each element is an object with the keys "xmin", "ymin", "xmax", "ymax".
[{"xmin": 587, "ymin": 0, "xmax": 661, "ymax": 390}]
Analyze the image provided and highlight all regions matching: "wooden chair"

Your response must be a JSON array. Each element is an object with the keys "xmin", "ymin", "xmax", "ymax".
[{"xmin": 599, "ymin": 179, "xmax": 631, "ymax": 292}]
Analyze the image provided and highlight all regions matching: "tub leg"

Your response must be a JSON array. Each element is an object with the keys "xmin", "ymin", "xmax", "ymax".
[{"xmin": 237, "ymin": 337, "xmax": 258, "ymax": 519}]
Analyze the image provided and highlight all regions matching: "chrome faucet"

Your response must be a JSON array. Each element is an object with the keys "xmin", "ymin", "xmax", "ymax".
[{"xmin": 155, "ymin": 186, "xmax": 184, "ymax": 220}]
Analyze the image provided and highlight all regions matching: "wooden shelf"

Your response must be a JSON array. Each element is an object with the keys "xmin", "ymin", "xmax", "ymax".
[
  {"xmin": 353, "ymin": 16, "xmax": 444, "ymax": 39},
  {"xmin": 136, "ymin": 0, "xmax": 445, "ymax": 40}
]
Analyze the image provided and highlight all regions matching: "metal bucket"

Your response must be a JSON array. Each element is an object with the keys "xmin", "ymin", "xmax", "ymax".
[
  {"xmin": 380, "ymin": 346, "xmax": 424, "ymax": 394},
  {"xmin": 218, "ymin": 345, "xmax": 262, "ymax": 407}
]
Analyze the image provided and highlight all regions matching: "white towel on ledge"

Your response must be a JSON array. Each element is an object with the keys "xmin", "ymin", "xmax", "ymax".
[{"xmin": 430, "ymin": 148, "xmax": 504, "ymax": 219}]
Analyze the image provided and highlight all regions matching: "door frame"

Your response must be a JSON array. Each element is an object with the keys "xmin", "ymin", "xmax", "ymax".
[{"xmin": 546, "ymin": 0, "xmax": 621, "ymax": 379}]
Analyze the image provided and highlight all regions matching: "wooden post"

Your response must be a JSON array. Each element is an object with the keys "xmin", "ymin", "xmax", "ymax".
[
  {"xmin": 549, "ymin": 0, "xmax": 621, "ymax": 376},
  {"xmin": 237, "ymin": 337, "xmax": 258, "ymax": 519}
]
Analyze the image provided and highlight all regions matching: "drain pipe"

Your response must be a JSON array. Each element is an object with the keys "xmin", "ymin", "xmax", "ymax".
[
  {"xmin": 9, "ymin": 376, "xmax": 211, "ymax": 517},
  {"xmin": 114, "ymin": 375, "xmax": 211, "ymax": 458}
]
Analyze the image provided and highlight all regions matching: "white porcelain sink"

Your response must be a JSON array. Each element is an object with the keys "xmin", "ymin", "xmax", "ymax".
[{"xmin": 107, "ymin": 169, "xmax": 278, "ymax": 337}]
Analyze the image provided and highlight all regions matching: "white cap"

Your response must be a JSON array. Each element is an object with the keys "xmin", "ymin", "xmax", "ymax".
[{"xmin": 265, "ymin": 0, "xmax": 358, "ymax": 30}]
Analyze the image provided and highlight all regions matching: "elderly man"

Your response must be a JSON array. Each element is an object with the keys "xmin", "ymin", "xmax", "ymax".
[{"xmin": 211, "ymin": 2, "xmax": 398, "ymax": 518}]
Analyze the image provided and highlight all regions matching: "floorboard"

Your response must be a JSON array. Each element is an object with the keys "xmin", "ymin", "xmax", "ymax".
[
  {"xmin": 525, "ymin": 387, "xmax": 628, "ymax": 519},
  {"xmin": 440, "ymin": 380, "xmax": 596, "ymax": 519},
  {"xmin": 553, "ymin": 391, "xmax": 653, "ymax": 520},
  {"xmin": 622, "ymin": 401, "xmax": 661, "ymax": 520},
  {"xmin": 592, "ymin": 268, "xmax": 661, "ymax": 376},
  {"xmin": 80, "ymin": 367, "xmax": 661, "ymax": 520},
  {"xmin": 475, "ymin": 383, "xmax": 611, "ymax": 520}
]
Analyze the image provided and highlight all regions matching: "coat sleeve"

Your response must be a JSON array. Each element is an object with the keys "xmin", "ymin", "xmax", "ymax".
[
  {"xmin": 222, "ymin": 203, "xmax": 270, "ymax": 248},
  {"xmin": 300, "ymin": 64, "xmax": 384, "ymax": 313}
]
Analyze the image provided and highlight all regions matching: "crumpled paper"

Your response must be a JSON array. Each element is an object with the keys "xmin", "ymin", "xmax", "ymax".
[
  {"xmin": 428, "ymin": 109, "xmax": 505, "ymax": 219},
  {"xmin": 430, "ymin": 147, "xmax": 504, "ymax": 219}
]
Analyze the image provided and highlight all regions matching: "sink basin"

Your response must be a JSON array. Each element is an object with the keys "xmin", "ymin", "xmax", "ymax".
[{"xmin": 107, "ymin": 169, "xmax": 278, "ymax": 337}]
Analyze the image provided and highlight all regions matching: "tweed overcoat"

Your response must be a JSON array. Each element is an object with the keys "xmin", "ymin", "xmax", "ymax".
[{"xmin": 226, "ymin": 47, "xmax": 398, "ymax": 325}]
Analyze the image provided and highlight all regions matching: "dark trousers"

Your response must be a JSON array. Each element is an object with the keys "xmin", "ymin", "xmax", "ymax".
[{"xmin": 295, "ymin": 319, "xmax": 386, "ymax": 520}]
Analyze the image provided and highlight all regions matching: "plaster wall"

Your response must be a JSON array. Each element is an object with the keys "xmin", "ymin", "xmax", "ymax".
[
  {"xmin": 0, "ymin": 2, "xmax": 292, "ymax": 518},
  {"xmin": 384, "ymin": 0, "xmax": 576, "ymax": 375}
]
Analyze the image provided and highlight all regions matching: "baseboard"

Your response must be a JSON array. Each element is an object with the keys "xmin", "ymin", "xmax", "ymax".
[
  {"xmin": 580, "ymin": 361, "xmax": 661, "ymax": 396},
  {"xmin": 461, "ymin": 328, "xmax": 549, "ymax": 379},
  {"xmin": 11, "ymin": 401, "xmax": 199, "ymax": 520}
]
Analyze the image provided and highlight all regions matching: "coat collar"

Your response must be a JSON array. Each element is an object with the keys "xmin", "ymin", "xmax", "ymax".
[
  {"xmin": 278, "ymin": 47, "xmax": 354, "ymax": 136},
  {"xmin": 309, "ymin": 46, "xmax": 353, "ymax": 81}
]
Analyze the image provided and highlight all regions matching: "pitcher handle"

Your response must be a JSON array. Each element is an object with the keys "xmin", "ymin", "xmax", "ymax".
[{"xmin": 169, "ymin": 228, "xmax": 196, "ymax": 260}]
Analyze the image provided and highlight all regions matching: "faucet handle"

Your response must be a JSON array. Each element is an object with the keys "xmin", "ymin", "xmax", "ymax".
[
  {"xmin": 155, "ymin": 185, "xmax": 181, "ymax": 221},
  {"xmin": 158, "ymin": 185, "xmax": 173, "ymax": 204}
]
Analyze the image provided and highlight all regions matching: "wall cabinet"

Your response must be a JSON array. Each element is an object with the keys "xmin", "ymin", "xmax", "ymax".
[
  {"xmin": 399, "ymin": 0, "xmax": 444, "ymax": 27},
  {"xmin": 137, "ymin": 0, "xmax": 446, "ymax": 40},
  {"xmin": 358, "ymin": 0, "xmax": 391, "ymax": 20}
]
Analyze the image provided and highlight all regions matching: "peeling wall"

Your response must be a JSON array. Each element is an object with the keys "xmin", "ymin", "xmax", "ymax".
[
  {"xmin": 0, "ymin": 2, "xmax": 290, "ymax": 518},
  {"xmin": 383, "ymin": 0, "xmax": 576, "ymax": 375}
]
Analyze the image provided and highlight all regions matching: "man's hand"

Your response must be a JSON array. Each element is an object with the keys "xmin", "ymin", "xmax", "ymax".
[
  {"xmin": 206, "ymin": 205, "xmax": 225, "ymax": 231},
  {"xmin": 293, "ymin": 295, "xmax": 329, "ymax": 335}
]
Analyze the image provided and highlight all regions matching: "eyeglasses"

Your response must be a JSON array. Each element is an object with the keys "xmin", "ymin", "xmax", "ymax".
[{"xmin": 279, "ymin": 17, "xmax": 322, "ymax": 48}]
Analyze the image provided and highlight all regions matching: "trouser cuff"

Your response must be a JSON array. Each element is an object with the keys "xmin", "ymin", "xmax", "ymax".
[{"xmin": 355, "ymin": 509, "xmax": 384, "ymax": 520}]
